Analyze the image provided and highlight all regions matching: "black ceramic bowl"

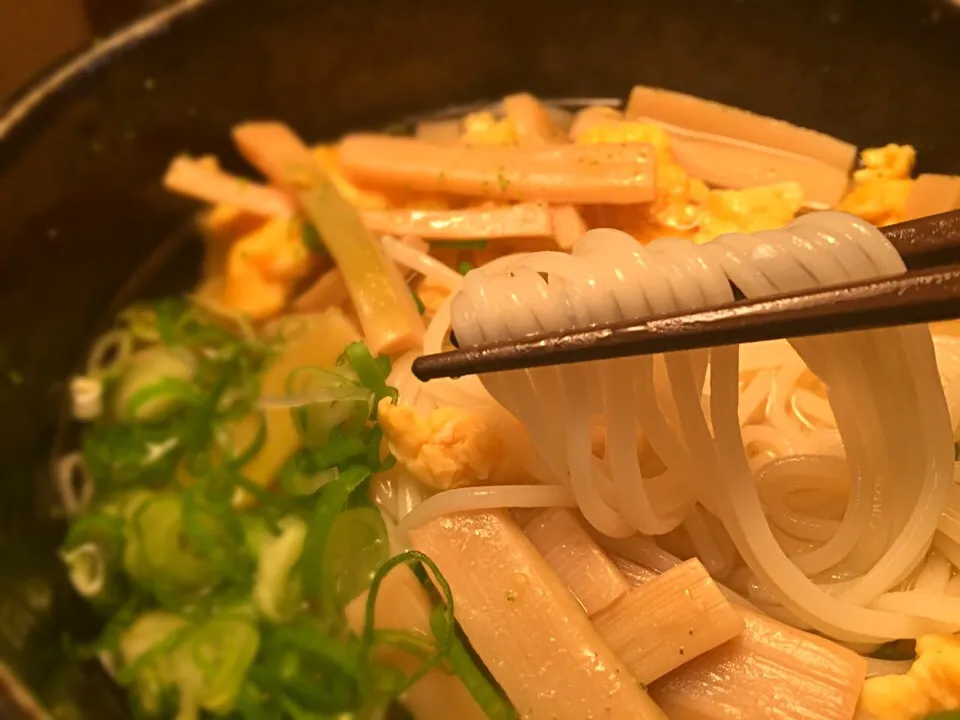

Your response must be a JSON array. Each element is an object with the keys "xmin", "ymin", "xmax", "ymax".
[{"xmin": 2, "ymin": 0, "xmax": 960, "ymax": 716}]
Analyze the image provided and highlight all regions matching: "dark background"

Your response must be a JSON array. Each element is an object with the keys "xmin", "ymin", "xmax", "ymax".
[{"xmin": 0, "ymin": 0, "xmax": 176, "ymax": 105}]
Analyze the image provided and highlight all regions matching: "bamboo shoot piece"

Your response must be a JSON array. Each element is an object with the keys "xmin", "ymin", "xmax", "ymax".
[
  {"xmin": 232, "ymin": 122, "xmax": 424, "ymax": 354},
  {"xmin": 625, "ymin": 85, "xmax": 856, "ymax": 170},
  {"xmin": 592, "ymin": 559, "xmax": 742, "ymax": 685},
  {"xmin": 550, "ymin": 205, "xmax": 588, "ymax": 249},
  {"xmin": 612, "ymin": 556, "xmax": 659, "ymax": 585},
  {"xmin": 903, "ymin": 174, "xmax": 960, "ymax": 220},
  {"xmin": 610, "ymin": 553, "xmax": 864, "ymax": 717},
  {"xmin": 650, "ymin": 608, "xmax": 866, "ymax": 720},
  {"xmin": 293, "ymin": 236, "xmax": 429, "ymax": 313},
  {"xmin": 163, "ymin": 155, "xmax": 295, "ymax": 217},
  {"xmin": 523, "ymin": 508, "xmax": 631, "ymax": 615},
  {"xmin": 363, "ymin": 203, "xmax": 554, "ymax": 242},
  {"xmin": 410, "ymin": 511, "xmax": 667, "ymax": 720},
  {"xmin": 625, "ymin": 85, "xmax": 856, "ymax": 207},
  {"xmin": 344, "ymin": 565, "xmax": 488, "ymax": 720},
  {"xmin": 502, "ymin": 92, "xmax": 564, "ymax": 146},
  {"xmin": 338, "ymin": 135, "xmax": 657, "ymax": 205},
  {"xmin": 230, "ymin": 308, "xmax": 360, "ymax": 507}
]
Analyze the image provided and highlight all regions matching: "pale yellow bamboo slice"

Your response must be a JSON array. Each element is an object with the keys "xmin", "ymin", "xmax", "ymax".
[
  {"xmin": 612, "ymin": 556, "xmax": 659, "ymax": 585},
  {"xmin": 611, "ymin": 554, "xmax": 866, "ymax": 718},
  {"xmin": 903, "ymin": 173, "xmax": 960, "ymax": 220},
  {"xmin": 625, "ymin": 85, "xmax": 856, "ymax": 207},
  {"xmin": 625, "ymin": 85, "xmax": 856, "ymax": 170},
  {"xmin": 523, "ymin": 508, "xmax": 631, "ymax": 616},
  {"xmin": 592, "ymin": 558, "xmax": 742, "ymax": 685},
  {"xmin": 649, "ymin": 607, "xmax": 866, "ymax": 720},
  {"xmin": 344, "ymin": 565, "xmax": 487, "ymax": 720},
  {"xmin": 410, "ymin": 511, "xmax": 667, "ymax": 720}
]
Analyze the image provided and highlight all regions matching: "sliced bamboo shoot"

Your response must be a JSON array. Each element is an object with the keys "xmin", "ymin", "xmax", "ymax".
[
  {"xmin": 612, "ymin": 556, "xmax": 659, "ymax": 585},
  {"xmin": 625, "ymin": 86, "xmax": 855, "ymax": 207},
  {"xmin": 362, "ymin": 203, "xmax": 554, "ymax": 241},
  {"xmin": 338, "ymin": 134, "xmax": 657, "ymax": 205},
  {"xmin": 344, "ymin": 565, "xmax": 488, "ymax": 720},
  {"xmin": 523, "ymin": 508, "xmax": 631, "ymax": 615},
  {"xmin": 903, "ymin": 174, "xmax": 960, "ymax": 220},
  {"xmin": 649, "ymin": 608, "xmax": 866, "ymax": 720},
  {"xmin": 626, "ymin": 85, "xmax": 856, "ymax": 170},
  {"xmin": 163, "ymin": 155, "xmax": 295, "ymax": 217},
  {"xmin": 232, "ymin": 122, "xmax": 424, "ymax": 354},
  {"xmin": 292, "ymin": 268, "xmax": 349, "ymax": 313},
  {"xmin": 550, "ymin": 205, "xmax": 588, "ymax": 249},
  {"xmin": 502, "ymin": 92, "xmax": 564, "ymax": 146},
  {"xmin": 231, "ymin": 308, "xmax": 360, "ymax": 507},
  {"xmin": 410, "ymin": 511, "xmax": 667, "ymax": 720},
  {"xmin": 592, "ymin": 559, "xmax": 742, "ymax": 685}
]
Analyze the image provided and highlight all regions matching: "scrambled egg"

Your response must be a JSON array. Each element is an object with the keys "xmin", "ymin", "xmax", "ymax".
[
  {"xmin": 315, "ymin": 145, "xmax": 394, "ymax": 210},
  {"xmin": 378, "ymin": 399, "xmax": 516, "ymax": 490},
  {"xmin": 221, "ymin": 216, "xmax": 314, "ymax": 319},
  {"xmin": 861, "ymin": 634, "xmax": 960, "ymax": 719},
  {"xmin": 695, "ymin": 182, "xmax": 805, "ymax": 242},
  {"xmin": 462, "ymin": 111, "xmax": 518, "ymax": 145},
  {"xmin": 577, "ymin": 121, "xmax": 706, "ymax": 233},
  {"xmin": 576, "ymin": 121, "xmax": 803, "ymax": 244},
  {"xmin": 840, "ymin": 144, "xmax": 916, "ymax": 226},
  {"xmin": 203, "ymin": 144, "xmax": 458, "ymax": 318}
]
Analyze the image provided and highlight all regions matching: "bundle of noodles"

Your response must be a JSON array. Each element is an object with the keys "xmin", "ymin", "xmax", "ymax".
[{"xmin": 441, "ymin": 211, "xmax": 958, "ymax": 644}]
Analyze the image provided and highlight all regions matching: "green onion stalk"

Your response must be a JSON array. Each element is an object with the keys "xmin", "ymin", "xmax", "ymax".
[{"xmin": 60, "ymin": 300, "xmax": 506, "ymax": 719}]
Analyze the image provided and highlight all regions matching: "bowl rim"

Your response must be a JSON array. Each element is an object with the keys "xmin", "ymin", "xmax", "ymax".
[{"xmin": 0, "ymin": 0, "xmax": 216, "ymax": 143}]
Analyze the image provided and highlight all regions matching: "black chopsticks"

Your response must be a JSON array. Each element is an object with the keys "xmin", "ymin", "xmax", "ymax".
[{"xmin": 412, "ymin": 209, "xmax": 960, "ymax": 381}]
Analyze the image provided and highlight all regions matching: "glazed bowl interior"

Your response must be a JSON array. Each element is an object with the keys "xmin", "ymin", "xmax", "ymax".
[{"xmin": 1, "ymin": 0, "xmax": 959, "ymax": 716}]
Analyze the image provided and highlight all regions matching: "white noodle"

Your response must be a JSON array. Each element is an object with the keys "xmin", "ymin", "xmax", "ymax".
[
  {"xmin": 381, "ymin": 235, "xmax": 464, "ymax": 291},
  {"xmin": 397, "ymin": 484, "xmax": 576, "ymax": 535},
  {"xmin": 448, "ymin": 211, "xmax": 957, "ymax": 643}
]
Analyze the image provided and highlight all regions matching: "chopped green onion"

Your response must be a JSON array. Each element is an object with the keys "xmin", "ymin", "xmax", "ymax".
[
  {"xmin": 300, "ymin": 220, "xmax": 326, "ymax": 255},
  {"xmin": 429, "ymin": 607, "xmax": 514, "ymax": 719},
  {"xmin": 254, "ymin": 516, "xmax": 307, "ymax": 622},
  {"xmin": 283, "ymin": 366, "xmax": 372, "ymax": 446},
  {"xmin": 411, "ymin": 288, "xmax": 426, "ymax": 316},
  {"xmin": 299, "ymin": 465, "xmax": 371, "ymax": 603},
  {"xmin": 457, "ymin": 260, "xmax": 474, "ymax": 275},
  {"xmin": 360, "ymin": 551, "xmax": 455, "ymax": 696},
  {"xmin": 428, "ymin": 240, "xmax": 488, "ymax": 251},
  {"xmin": 123, "ymin": 493, "xmax": 226, "ymax": 598},
  {"xmin": 62, "ymin": 296, "xmax": 476, "ymax": 719},
  {"xmin": 114, "ymin": 346, "xmax": 199, "ymax": 421},
  {"xmin": 322, "ymin": 508, "xmax": 388, "ymax": 615},
  {"xmin": 87, "ymin": 329, "xmax": 135, "ymax": 378},
  {"xmin": 183, "ymin": 617, "xmax": 260, "ymax": 713},
  {"xmin": 60, "ymin": 543, "xmax": 108, "ymax": 599},
  {"xmin": 281, "ymin": 460, "xmax": 339, "ymax": 497},
  {"xmin": 340, "ymin": 342, "xmax": 398, "ymax": 415}
]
